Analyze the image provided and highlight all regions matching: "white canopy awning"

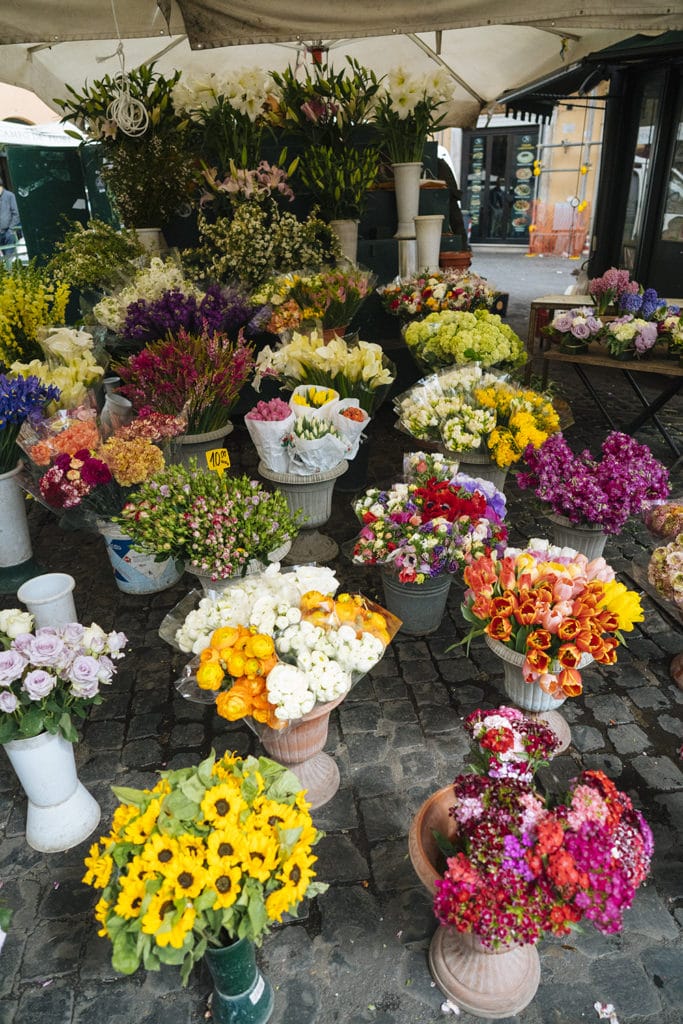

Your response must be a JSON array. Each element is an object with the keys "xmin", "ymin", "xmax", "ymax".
[{"xmin": 1, "ymin": 2, "xmax": 681, "ymax": 127}]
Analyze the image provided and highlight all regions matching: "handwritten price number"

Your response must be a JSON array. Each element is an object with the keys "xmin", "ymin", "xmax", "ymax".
[{"xmin": 206, "ymin": 448, "xmax": 230, "ymax": 475}]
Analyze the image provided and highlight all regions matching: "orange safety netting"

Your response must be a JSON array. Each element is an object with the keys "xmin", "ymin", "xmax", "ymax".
[{"xmin": 527, "ymin": 201, "xmax": 590, "ymax": 258}]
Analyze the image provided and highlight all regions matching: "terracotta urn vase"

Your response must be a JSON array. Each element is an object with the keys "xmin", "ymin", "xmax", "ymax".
[{"xmin": 408, "ymin": 785, "xmax": 541, "ymax": 1019}]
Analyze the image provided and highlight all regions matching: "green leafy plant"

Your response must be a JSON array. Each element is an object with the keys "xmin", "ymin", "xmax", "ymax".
[
  {"xmin": 298, "ymin": 144, "xmax": 379, "ymax": 220},
  {"xmin": 46, "ymin": 219, "xmax": 144, "ymax": 291}
]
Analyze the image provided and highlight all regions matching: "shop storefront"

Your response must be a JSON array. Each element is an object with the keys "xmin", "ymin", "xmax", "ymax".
[{"xmin": 461, "ymin": 126, "xmax": 539, "ymax": 244}]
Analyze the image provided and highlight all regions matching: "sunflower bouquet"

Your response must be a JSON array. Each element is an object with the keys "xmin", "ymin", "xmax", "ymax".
[{"xmin": 83, "ymin": 750, "xmax": 326, "ymax": 985}]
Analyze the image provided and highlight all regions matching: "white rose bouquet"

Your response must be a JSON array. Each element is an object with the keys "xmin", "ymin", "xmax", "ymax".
[{"xmin": 0, "ymin": 619, "xmax": 127, "ymax": 744}]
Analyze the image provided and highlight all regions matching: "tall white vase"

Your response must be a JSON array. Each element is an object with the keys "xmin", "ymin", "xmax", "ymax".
[
  {"xmin": 392, "ymin": 162, "xmax": 423, "ymax": 238},
  {"xmin": 134, "ymin": 227, "xmax": 166, "ymax": 253},
  {"xmin": 3, "ymin": 731, "xmax": 100, "ymax": 852},
  {"xmin": 0, "ymin": 462, "xmax": 39, "ymax": 594},
  {"xmin": 414, "ymin": 214, "xmax": 444, "ymax": 273},
  {"xmin": 17, "ymin": 573, "xmax": 77, "ymax": 627},
  {"xmin": 329, "ymin": 219, "xmax": 359, "ymax": 265}
]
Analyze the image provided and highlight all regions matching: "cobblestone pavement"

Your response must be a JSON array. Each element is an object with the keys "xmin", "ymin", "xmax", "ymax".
[{"xmin": 1, "ymin": 251, "xmax": 681, "ymax": 1024}]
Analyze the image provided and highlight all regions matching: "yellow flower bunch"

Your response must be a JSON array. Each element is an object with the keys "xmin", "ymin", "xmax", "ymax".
[
  {"xmin": 291, "ymin": 386, "xmax": 337, "ymax": 408},
  {"xmin": 474, "ymin": 382, "xmax": 560, "ymax": 467},
  {"xmin": 100, "ymin": 436, "xmax": 165, "ymax": 487},
  {"xmin": 0, "ymin": 264, "xmax": 70, "ymax": 366},
  {"xmin": 10, "ymin": 354, "xmax": 104, "ymax": 411},
  {"xmin": 83, "ymin": 751, "xmax": 326, "ymax": 985}
]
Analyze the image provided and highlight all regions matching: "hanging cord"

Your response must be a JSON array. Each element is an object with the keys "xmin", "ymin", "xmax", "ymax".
[{"xmin": 104, "ymin": 0, "xmax": 150, "ymax": 137}]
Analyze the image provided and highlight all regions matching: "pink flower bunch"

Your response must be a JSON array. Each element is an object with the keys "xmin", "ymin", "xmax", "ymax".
[
  {"xmin": 115, "ymin": 413, "xmax": 187, "ymax": 441},
  {"xmin": 588, "ymin": 267, "xmax": 639, "ymax": 314},
  {"xmin": 245, "ymin": 398, "xmax": 293, "ymax": 422},
  {"xmin": 202, "ymin": 161, "xmax": 295, "ymax": 206},
  {"xmin": 465, "ymin": 706, "xmax": 559, "ymax": 781},
  {"xmin": 39, "ymin": 448, "xmax": 112, "ymax": 509},
  {"xmin": 433, "ymin": 768, "xmax": 653, "ymax": 948}
]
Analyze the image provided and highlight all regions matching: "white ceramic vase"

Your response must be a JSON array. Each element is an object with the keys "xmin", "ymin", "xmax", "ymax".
[
  {"xmin": 392, "ymin": 162, "xmax": 423, "ymax": 238},
  {"xmin": 0, "ymin": 462, "xmax": 38, "ymax": 594},
  {"xmin": 3, "ymin": 731, "xmax": 100, "ymax": 852},
  {"xmin": 329, "ymin": 219, "xmax": 359, "ymax": 264},
  {"xmin": 17, "ymin": 572, "xmax": 77, "ymax": 627},
  {"xmin": 414, "ymin": 214, "xmax": 444, "ymax": 272}
]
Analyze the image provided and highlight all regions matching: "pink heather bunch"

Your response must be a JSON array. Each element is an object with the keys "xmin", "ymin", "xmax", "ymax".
[
  {"xmin": 516, "ymin": 431, "xmax": 669, "ymax": 533},
  {"xmin": 246, "ymin": 398, "xmax": 292, "ymax": 422}
]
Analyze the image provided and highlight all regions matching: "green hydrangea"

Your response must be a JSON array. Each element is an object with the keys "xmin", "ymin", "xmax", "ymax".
[{"xmin": 403, "ymin": 309, "xmax": 526, "ymax": 371}]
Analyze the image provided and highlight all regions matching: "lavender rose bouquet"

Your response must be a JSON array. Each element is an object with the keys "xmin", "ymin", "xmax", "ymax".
[
  {"xmin": 0, "ymin": 618, "xmax": 127, "ymax": 744},
  {"xmin": 546, "ymin": 307, "xmax": 603, "ymax": 348}
]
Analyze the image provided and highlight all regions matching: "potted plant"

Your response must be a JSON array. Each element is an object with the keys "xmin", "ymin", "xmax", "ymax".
[
  {"xmin": 56, "ymin": 63, "xmax": 195, "ymax": 238},
  {"xmin": 82, "ymin": 748, "xmax": 326, "ymax": 1019},
  {"xmin": 516, "ymin": 430, "xmax": 670, "ymax": 554},
  {"xmin": 45, "ymin": 218, "xmax": 144, "ymax": 313},
  {"xmin": 372, "ymin": 66, "xmax": 453, "ymax": 238},
  {"xmin": 351, "ymin": 473, "xmax": 507, "ymax": 636},
  {"xmin": 115, "ymin": 460, "xmax": 301, "ymax": 587},
  {"xmin": 601, "ymin": 314, "xmax": 659, "ymax": 359},
  {"xmin": 587, "ymin": 266, "xmax": 639, "ymax": 315},
  {"xmin": 459, "ymin": 537, "xmax": 644, "ymax": 747},
  {"xmin": 0, "ymin": 613, "xmax": 127, "ymax": 851}
]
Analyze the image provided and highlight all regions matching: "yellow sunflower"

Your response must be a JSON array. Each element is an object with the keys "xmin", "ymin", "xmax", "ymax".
[
  {"xmin": 114, "ymin": 875, "xmax": 147, "ymax": 919},
  {"xmin": 211, "ymin": 753, "xmax": 241, "ymax": 781},
  {"xmin": 123, "ymin": 798, "xmax": 162, "ymax": 845},
  {"xmin": 83, "ymin": 841, "xmax": 113, "ymax": 888},
  {"xmin": 155, "ymin": 901, "xmax": 196, "ymax": 949},
  {"xmin": 140, "ymin": 887, "xmax": 176, "ymax": 936},
  {"xmin": 277, "ymin": 848, "xmax": 317, "ymax": 904},
  {"xmin": 200, "ymin": 782, "xmax": 247, "ymax": 827},
  {"xmin": 140, "ymin": 832, "xmax": 181, "ymax": 873},
  {"xmin": 94, "ymin": 896, "xmax": 111, "ymax": 937},
  {"xmin": 242, "ymin": 830, "xmax": 281, "ymax": 882},
  {"xmin": 177, "ymin": 835, "xmax": 208, "ymax": 862},
  {"xmin": 166, "ymin": 853, "xmax": 207, "ymax": 900},
  {"xmin": 206, "ymin": 860, "xmax": 243, "ymax": 909},
  {"xmin": 265, "ymin": 885, "xmax": 296, "ymax": 922},
  {"xmin": 110, "ymin": 803, "xmax": 139, "ymax": 839},
  {"xmin": 206, "ymin": 826, "xmax": 248, "ymax": 866},
  {"xmin": 251, "ymin": 797, "xmax": 302, "ymax": 834}
]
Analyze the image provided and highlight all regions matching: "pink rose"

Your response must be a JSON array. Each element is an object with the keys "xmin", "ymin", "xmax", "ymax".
[
  {"xmin": 0, "ymin": 691, "xmax": 18, "ymax": 712},
  {"xmin": 0, "ymin": 650, "xmax": 28, "ymax": 686},
  {"xmin": 68, "ymin": 655, "xmax": 100, "ymax": 698},
  {"xmin": 26, "ymin": 633, "xmax": 66, "ymax": 667}
]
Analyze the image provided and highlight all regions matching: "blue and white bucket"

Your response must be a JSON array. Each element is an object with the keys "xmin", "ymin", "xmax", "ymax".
[{"xmin": 98, "ymin": 520, "xmax": 183, "ymax": 595}]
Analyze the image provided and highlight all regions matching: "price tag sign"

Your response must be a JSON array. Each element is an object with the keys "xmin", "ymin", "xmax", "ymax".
[{"xmin": 205, "ymin": 448, "xmax": 230, "ymax": 476}]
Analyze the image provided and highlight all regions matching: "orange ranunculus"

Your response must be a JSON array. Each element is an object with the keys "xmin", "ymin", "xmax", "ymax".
[
  {"xmin": 525, "ymin": 646, "xmax": 551, "ymax": 673},
  {"xmin": 514, "ymin": 597, "xmax": 541, "ymax": 626},
  {"xmin": 196, "ymin": 660, "xmax": 225, "ymax": 691},
  {"xmin": 199, "ymin": 647, "xmax": 221, "ymax": 664},
  {"xmin": 216, "ymin": 685, "xmax": 252, "ymax": 721},
  {"xmin": 226, "ymin": 653, "xmax": 247, "ymax": 679},
  {"xmin": 527, "ymin": 629, "xmax": 552, "ymax": 650},
  {"xmin": 557, "ymin": 618, "xmax": 582, "ymax": 641},
  {"xmin": 243, "ymin": 657, "xmax": 261, "ymax": 677},
  {"xmin": 558, "ymin": 666, "xmax": 583, "ymax": 697},
  {"xmin": 556, "ymin": 643, "xmax": 582, "ymax": 669},
  {"xmin": 259, "ymin": 654, "xmax": 279, "ymax": 676},
  {"xmin": 491, "ymin": 595, "xmax": 517, "ymax": 617},
  {"xmin": 486, "ymin": 615, "xmax": 513, "ymax": 642},
  {"xmin": 211, "ymin": 626, "xmax": 240, "ymax": 651}
]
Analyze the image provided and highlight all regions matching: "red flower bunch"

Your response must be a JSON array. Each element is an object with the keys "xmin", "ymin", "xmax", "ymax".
[
  {"xmin": 414, "ymin": 477, "xmax": 487, "ymax": 523},
  {"xmin": 39, "ymin": 449, "xmax": 112, "ymax": 509},
  {"xmin": 465, "ymin": 706, "xmax": 559, "ymax": 781},
  {"xmin": 433, "ymin": 765, "xmax": 653, "ymax": 948}
]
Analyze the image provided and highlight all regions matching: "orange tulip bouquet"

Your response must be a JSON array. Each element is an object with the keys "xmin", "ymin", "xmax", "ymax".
[
  {"xmin": 163, "ymin": 565, "xmax": 399, "ymax": 730},
  {"xmin": 460, "ymin": 539, "xmax": 644, "ymax": 699}
]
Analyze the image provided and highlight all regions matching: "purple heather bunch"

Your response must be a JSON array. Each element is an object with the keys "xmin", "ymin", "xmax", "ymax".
[
  {"xmin": 516, "ymin": 431, "xmax": 670, "ymax": 533},
  {"xmin": 0, "ymin": 373, "xmax": 61, "ymax": 473},
  {"xmin": 122, "ymin": 284, "xmax": 267, "ymax": 344}
]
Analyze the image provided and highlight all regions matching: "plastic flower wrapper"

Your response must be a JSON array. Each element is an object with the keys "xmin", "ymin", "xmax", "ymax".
[
  {"xmin": 643, "ymin": 499, "xmax": 683, "ymax": 540},
  {"xmin": 16, "ymin": 396, "xmax": 100, "ymax": 468},
  {"xmin": 10, "ymin": 348, "xmax": 105, "ymax": 412},
  {"xmin": 403, "ymin": 451, "xmax": 460, "ymax": 485},
  {"xmin": 0, "ymin": 373, "xmax": 61, "ymax": 475},
  {"xmin": 459, "ymin": 538, "xmax": 644, "ymax": 699},
  {"xmin": 464, "ymin": 706, "xmax": 560, "ymax": 782},
  {"xmin": 288, "ymin": 416, "xmax": 349, "ymax": 476},
  {"xmin": 289, "ymin": 385, "xmax": 340, "ymax": 420},
  {"xmin": 648, "ymin": 532, "xmax": 683, "ymax": 608},
  {"xmin": 36, "ymin": 326, "xmax": 110, "ymax": 372},
  {"xmin": 329, "ymin": 399, "xmax": 369, "ymax": 460},
  {"xmin": 244, "ymin": 398, "xmax": 295, "ymax": 473},
  {"xmin": 166, "ymin": 567, "xmax": 399, "ymax": 733},
  {"xmin": 82, "ymin": 750, "xmax": 327, "ymax": 985}
]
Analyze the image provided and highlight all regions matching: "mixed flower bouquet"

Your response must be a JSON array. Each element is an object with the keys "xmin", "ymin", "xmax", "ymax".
[
  {"xmin": 0, "ymin": 617, "xmax": 127, "ymax": 743},
  {"xmin": 644, "ymin": 501, "xmax": 683, "ymax": 540},
  {"xmin": 465, "ymin": 706, "xmax": 560, "ymax": 783},
  {"xmin": 83, "ymin": 750, "xmax": 326, "ymax": 984},
  {"xmin": 516, "ymin": 431, "xmax": 670, "ymax": 534},
  {"xmin": 378, "ymin": 270, "xmax": 497, "ymax": 320},
  {"xmin": 253, "ymin": 331, "xmax": 395, "ymax": 414},
  {"xmin": 657, "ymin": 312, "xmax": 683, "ymax": 356},
  {"xmin": 460, "ymin": 538, "xmax": 644, "ymax": 699},
  {"xmin": 395, "ymin": 366, "xmax": 560, "ymax": 467},
  {"xmin": 433, "ymin": 761, "xmax": 653, "ymax": 948},
  {"xmin": 116, "ymin": 461, "xmax": 301, "ymax": 581},
  {"xmin": 17, "ymin": 400, "xmax": 100, "ymax": 467},
  {"xmin": 10, "ymin": 327, "xmax": 107, "ymax": 410},
  {"xmin": 254, "ymin": 268, "xmax": 375, "ymax": 334},
  {"xmin": 402, "ymin": 450, "xmax": 460, "ymax": 486},
  {"xmin": 373, "ymin": 66, "xmax": 453, "ymax": 164},
  {"xmin": 351, "ymin": 474, "xmax": 508, "ymax": 584},
  {"xmin": 0, "ymin": 262, "xmax": 70, "ymax": 366},
  {"xmin": 402, "ymin": 309, "xmax": 526, "ymax": 372},
  {"xmin": 93, "ymin": 257, "xmax": 199, "ymax": 334},
  {"xmin": 601, "ymin": 315, "xmax": 659, "ymax": 358},
  {"xmin": 588, "ymin": 267, "xmax": 639, "ymax": 315},
  {"xmin": 545, "ymin": 307, "xmax": 603, "ymax": 349},
  {"xmin": 0, "ymin": 373, "xmax": 60, "ymax": 473},
  {"xmin": 648, "ymin": 533, "xmax": 683, "ymax": 608},
  {"xmin": 114, "ymin": 326, "xmax": 254, "ymax": 434}
]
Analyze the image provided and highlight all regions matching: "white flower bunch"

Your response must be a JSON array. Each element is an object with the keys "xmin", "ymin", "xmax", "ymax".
[
  {"xmin": 293, "ymin": 416, "xmax": 342, "ymax": 441},
  {"xmin": 173, "ymin": 68, "xmax": 270, "ymax": 122},
  {"xmin": 441, "ymin": 407, "xmax": 497, "ymax": 451},
  {"xmin": 93, "ymin": 258, "xmax": 199, "ymax": 332},
  {"xmin": 174, "ymin": 564, "xmax": 339, "ymax": 653},
  {"xmin": 265, "ymin": 663, "xmax": 316, "ymax": 721},
  {"xmin": 378, "ymin": 66, "xmax": 452, "ymax": 120},
  {"xmin": 0, "ymin": 608, "xmax": 34, "ymax": 639}
]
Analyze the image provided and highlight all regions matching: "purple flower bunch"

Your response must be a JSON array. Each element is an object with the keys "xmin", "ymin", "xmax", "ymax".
[
  {"xmin": 618, "ymin": 287, "xmax": 674, "ymax": 321},
  {"xmin": 123, "ymin": 284, "xmax": 268, "ymax": 344},
  {"xmin": 516, "ymin": 431, "xmax": 670, "ymax": 533},
  {"xmin": 548, "ymin": 307, "xmax": 602, "ymax": 343},
  {"xmin": 0, "ymin": 373, "xmax": 61, "ymax": 473},
  {"xmin": 0, "ymin": 621, "xmax": 127, "ymax": 744}
]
